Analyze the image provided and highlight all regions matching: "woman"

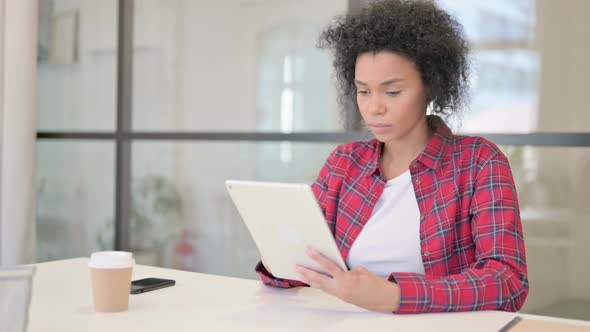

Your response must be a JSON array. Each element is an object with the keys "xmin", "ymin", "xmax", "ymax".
[{"xmin": 255, "ymin": 0, "xmax": 528, "ymax": 314}]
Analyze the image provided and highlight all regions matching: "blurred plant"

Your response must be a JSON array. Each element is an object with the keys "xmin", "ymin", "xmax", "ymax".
[
  {"xmin": 131, "ymin": 175, "xmax": 184, "ymax": 251},
  {"xmin": 96, "ymin": 175, "xmax": 184, "ymax": 252}
]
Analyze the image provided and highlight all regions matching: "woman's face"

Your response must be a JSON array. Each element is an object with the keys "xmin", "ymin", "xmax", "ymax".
[{"xmin": 354, "ymin": 51, "xmax": 429, "ymax": 143}]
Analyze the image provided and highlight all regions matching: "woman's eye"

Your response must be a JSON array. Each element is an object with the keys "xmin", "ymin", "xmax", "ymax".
[
  {"xmin": 356, "ymin": 90, "xmax": 369, "ymax": 95},
  {"xmin": 386, "ymin": 91, "xmax": 401, "ymax": 96}
]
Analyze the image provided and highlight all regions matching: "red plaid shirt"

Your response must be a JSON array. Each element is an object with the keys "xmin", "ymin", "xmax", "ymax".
[{"xmin": 256, "ymin": 116, "xmax": 528, "ymax": 314}]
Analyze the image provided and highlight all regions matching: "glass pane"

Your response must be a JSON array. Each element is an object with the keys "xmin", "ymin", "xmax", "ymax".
[
  {"xmin": 131, "ymin": 142, "xmax": 338, "ymax": 277},
  {"xmin": 439, "ymin": 0, "xmax": 590, "ymax": 133},
  {"xmin": 36, "ymin": 141, "xmax": 116, "ymax": 262},
  {"xmin": 132, "ymin": 0, "xmax": 347, "ymax": 132},
  {"xmin": 497, "ymin": 145, "xmax": 590, "ymax": 321},
  {"xmin": 438, "ymin": 0, "xmax": 540, "ymax": 133},
  {"xmin": 37, "ymin": 0, "xmax": 118, "ymax": 131}
]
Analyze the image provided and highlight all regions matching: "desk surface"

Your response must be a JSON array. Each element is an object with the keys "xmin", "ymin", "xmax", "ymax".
[{"xmin": 28, "ymin": 258, "xmax": 590, "ymax": 332}]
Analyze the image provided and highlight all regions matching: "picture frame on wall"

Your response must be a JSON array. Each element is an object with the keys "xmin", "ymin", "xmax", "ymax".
[{"xmin": 38, "ymin": 0, "xmax": 79, "ymax": 65}]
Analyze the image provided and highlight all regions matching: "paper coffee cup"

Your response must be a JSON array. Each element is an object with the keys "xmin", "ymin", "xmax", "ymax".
[{"xmin": 88, "ymin": 251, "xmax": 135, "ymax": 313}]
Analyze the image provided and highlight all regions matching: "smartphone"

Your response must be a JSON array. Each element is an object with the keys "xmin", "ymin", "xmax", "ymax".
[{"xmin": 130, "ymin": 277, "xmax": 175, "ymax": 294}]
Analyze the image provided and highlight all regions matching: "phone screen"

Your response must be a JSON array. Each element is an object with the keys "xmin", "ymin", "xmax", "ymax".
[{"xmin": 130, "ymin": 278, "xmax": 175, "ymax": 294}]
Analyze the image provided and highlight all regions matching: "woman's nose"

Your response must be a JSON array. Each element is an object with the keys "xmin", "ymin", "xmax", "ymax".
[{"xmin": 366, "ymin": 94, "xmax": 386, "ymax": 115}]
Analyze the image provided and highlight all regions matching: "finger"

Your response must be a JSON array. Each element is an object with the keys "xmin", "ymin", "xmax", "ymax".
[
  {"xmin": 305, "ymin": 248, "xmax": 344, "ymax": 278},
  {"xmin": 294, "ymin": 265, "xmax": 333, "ymax": 291}
]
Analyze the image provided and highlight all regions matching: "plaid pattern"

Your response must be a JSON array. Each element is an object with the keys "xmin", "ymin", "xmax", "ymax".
[{"xmin": 255, "ymin": 116, "xmax": 528, "ymax": 314}]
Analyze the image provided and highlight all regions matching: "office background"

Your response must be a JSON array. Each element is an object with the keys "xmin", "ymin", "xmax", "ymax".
[{"xmin": 7, "ymin": 0, "xmax": 588, "ymax": 322}]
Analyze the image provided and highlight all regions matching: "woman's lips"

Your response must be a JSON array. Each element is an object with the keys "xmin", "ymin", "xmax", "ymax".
[{"xmin": 368, "ymin": 124, "xmax": 392, "ymax": 134}]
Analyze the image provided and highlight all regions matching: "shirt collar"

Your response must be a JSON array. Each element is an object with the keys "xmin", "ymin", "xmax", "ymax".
[{"xmin": 364, "ymin": 115, "xmax": 454, "ymax": 176}]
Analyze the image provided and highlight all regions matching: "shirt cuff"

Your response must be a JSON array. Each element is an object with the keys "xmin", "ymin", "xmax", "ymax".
[
  {"xmin": 388, "ymin": 272, "xmax": 434, "ymax": 314},
  {"xmin": 255, "ymin": 261, "xmax": 309, "ymax": 289}
]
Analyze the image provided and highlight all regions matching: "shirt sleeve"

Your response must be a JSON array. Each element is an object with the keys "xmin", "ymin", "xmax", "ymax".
[
  {"xmin": 254, "ymin": 261, "xmax": 309, "ymax": 288},
  {"xmin": 310, "ymin": 147, "xmax": 338, "ymax": 217},
  {"xmin": 388, "ymin": 154, "xmax": 529, "ymax": 314},
  {"xmin": 254, "ymin": 147, "xmax": 338, "ymax": 288}
]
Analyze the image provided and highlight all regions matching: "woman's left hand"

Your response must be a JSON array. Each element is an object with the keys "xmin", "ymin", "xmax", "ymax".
[{"xmin": 295, "ymin": 248, "xmax": 401, "ymax": 313}]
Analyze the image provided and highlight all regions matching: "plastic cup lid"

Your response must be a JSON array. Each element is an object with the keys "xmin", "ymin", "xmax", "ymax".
[{"xmin": 88, "ymin": 251, "xmax": 135, "ymax": 269}]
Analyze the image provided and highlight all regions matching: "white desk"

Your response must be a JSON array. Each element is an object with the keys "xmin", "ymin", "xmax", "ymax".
[{"xmin": 28, "ymin": 258, "xmax": 590, "ymax": 332}]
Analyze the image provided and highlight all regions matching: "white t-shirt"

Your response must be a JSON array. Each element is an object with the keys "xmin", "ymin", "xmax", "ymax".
[{"xmin": 345, "ymin": 170, "xmax": 425, "ymax": 278}]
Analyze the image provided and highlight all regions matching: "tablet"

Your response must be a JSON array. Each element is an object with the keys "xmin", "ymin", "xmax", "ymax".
[{"xmin": 225, "ymin": 179, "xmax": 348, "ymax": 281}]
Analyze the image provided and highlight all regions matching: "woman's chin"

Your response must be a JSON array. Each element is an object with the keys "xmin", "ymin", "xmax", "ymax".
[{"xmin": 371, "ymin": 132, "xmax": 394, "ymax": 142}]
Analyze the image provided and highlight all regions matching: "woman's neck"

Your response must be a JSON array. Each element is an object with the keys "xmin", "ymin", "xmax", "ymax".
[{"xmin": 380, "ymin": 118, "xmax": 432, "ymax": 178}]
